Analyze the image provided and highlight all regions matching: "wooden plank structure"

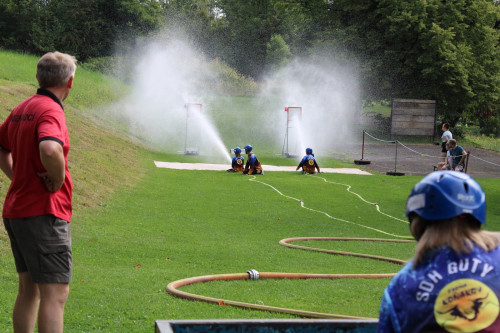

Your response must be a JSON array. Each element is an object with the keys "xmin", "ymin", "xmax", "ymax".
[{"xmin": 390, "ymin": 99, "xmax": 436, "ymax": 137}]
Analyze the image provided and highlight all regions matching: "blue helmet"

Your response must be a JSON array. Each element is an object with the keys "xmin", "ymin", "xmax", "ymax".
[
  {"xmin": 405, "ymin": 171, "xmax": 486, "ymax": 224},
  {"xmin": 244, "ymin": 145, "xmax": 252, "ymax": 153},
  {"xmin": 306, "ymin": 147, "xmax": 313, "ymax": 154},
  {"xmin": 234, "ymin": 147, "xmax": 241, "ymax": 154}
]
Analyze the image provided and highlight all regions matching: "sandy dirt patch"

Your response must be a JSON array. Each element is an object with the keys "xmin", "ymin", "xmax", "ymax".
[{"xmin": 154, "ymin": 161, "xmax": 372, "ymax": 175}]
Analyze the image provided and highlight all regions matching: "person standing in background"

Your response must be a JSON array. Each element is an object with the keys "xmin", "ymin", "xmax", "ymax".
[{"xmin": 440, "ymin": 122, "xmax": 452, "ymax": 162}]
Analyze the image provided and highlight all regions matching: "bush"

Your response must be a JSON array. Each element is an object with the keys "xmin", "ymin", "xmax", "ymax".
[
  {"xmin": 462, "ymin": 124, "xmax": 481, "ymax": 136},
  {"xmin": 81, "ymin": 57, "xmax": 117, "ymax": 75},
  {"xmin": 210, "ymin": 59, "xmax": 258, "ymax": 96},
  {"xmin": 451, "ymin": 124, "xmax": 465, "ymax": 139},
  {"xmin": 479, "ymin": 116, "xmax": 500, "ymax": 137},
  {"xmin": 265, "ymin": 34, "xmax": 292, "ymax": 70}
]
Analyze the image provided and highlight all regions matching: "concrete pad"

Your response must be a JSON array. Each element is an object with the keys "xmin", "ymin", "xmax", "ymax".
[{"xmin": 154, "ymin": 161, "xmax": 371, "ymax": 175}]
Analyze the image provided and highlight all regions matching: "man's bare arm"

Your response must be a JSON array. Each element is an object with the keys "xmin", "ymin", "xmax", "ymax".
[
  {"xmin": 39, "ymin": 140, "xmax": 65, "ymax": 192},
  {"xmin": 459, "ymin": 150, "xmax": 467, "ymax": 165},
  {"xmin": 0, "ymin": 146, "xmax": 13, "ymax": 180}
]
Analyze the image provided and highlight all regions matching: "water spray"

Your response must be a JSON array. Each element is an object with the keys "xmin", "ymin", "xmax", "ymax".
[
  {"xmin": 184, "ymin": 103, "xmax": 202, "ymax": 155},
  {"xmin": 183, "ymin": 102, "xmax": 232, "ymax": 162},
  {"xmin": 261, "ymin": 57, "xmax": 361, "ymax": 156}
]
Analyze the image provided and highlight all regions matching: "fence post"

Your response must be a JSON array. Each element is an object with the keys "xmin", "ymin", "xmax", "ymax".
[
  {"xmin": 354, "ymin": 130, "xmax": 371, "ymax": 165},
  {"xmin": 386, "ymin": 141, "xmax": 405, "ymax": 176}
]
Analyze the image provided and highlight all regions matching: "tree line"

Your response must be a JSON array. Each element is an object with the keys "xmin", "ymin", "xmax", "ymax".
[{"xmin": 1, "ymin": 0, "xmax": 499, "ymax": 134}]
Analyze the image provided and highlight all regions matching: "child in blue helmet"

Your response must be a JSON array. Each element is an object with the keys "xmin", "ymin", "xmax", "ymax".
[
  {"xmin": 378, "ymin": 171, "xmax": 500, "ymax": 333},
  {"xmin": 227, "ymin": 147, "xmax": 245, "ymax": 172},
  {"xmin": 296, "ymin": 148, "xmax": 320, "ymax": 174},
  {"xmin": 243, "ymin": 145, "xmax": 263, "ymax": 175}
]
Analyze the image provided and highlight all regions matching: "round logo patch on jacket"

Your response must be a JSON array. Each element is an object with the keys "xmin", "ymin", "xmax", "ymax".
[{"xmin": 434, "ymin": 279, "xmax": 499, "ymax": 332}]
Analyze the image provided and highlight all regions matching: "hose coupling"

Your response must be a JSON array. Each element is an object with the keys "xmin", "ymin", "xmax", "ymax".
[{"xmin": 247, "ymin": 269, "xmax": 260, "ymax": 280}]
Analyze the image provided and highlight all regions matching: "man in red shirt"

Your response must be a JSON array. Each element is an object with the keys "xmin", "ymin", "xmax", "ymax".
[{"xmin": 0, "ymin": 51, "xmax": 76, "ymax": 333}]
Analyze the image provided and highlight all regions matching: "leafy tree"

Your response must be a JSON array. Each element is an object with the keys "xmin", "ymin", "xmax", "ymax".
[
  {"xmin": 63, "ymin": 0, "xmax": 163, "ymax": 60},
  {"xmin": 213, "ymin": 0, "xmax": 273, "ymax": 78},
  {"xmin": 329, "ymin": 0, "xmax": 500, "ymax": 126},
  {"xmin": 0, "ymin": 0, "xmax": 163, "ymax": 60},
  {"xmin": 161, "ymin": 0, "xmax": 221, "ymax": 59},
  {"xmin": 265, "ymin": 33, "xmax": 291, "ymax": 70},
  {"xmin": 267, "ymin": 0, "xmax": 311, "ymax": 56},
  {"xmin": 212, "ymin": 0, "xmax": 333, "ymax": 78},
  {"xmin": 29, "ymin": 1, "xmax": 65, "ymax": 52},
  {"xmin": 1, "ymin": 0, "xmax": 499, "ymax": 132},
  {"xmin": 0, "ymin": 0, "xmax": 40, "ymax": 51}
]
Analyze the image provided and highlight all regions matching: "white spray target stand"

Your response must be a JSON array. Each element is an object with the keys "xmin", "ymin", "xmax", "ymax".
[
  {"xmin": 184, "ymin": 103, "xmax": 203, "ymax": 155},
  {"xmin": 282, "ymin": 106, "xmax": 302, "ymax": 158}
]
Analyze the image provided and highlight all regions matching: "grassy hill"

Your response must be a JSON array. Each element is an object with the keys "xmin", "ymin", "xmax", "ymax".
[{"xmin": 0, "ymin": 50, "xmax": 145, "ymax": 217}]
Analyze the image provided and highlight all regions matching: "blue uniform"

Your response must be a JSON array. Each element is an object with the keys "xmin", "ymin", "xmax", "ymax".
[
  {"xmin": 231, "ymin": 155, "xmax": 245, "ymax": 172},
  {"xmin": 243, "ymin": 152, "xmax": 263, "ymax": 175},
  {"xmin": 378, "ymin": 244, "xmax": 500, "ymax": 333},
  {"xmin": 298, "ymin": 154, "xmax": 319, "ymax": 174}
]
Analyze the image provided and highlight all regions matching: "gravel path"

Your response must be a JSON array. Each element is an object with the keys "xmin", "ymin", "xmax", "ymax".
[{"xmin": 336, "ymin": 143, "xmax": 500, "ymax": 178}]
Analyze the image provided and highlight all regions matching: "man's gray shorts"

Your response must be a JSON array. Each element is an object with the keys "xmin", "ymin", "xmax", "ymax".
[{"xmin": 4, "ymin": 215, "xmax": 72, "ymax": 283}]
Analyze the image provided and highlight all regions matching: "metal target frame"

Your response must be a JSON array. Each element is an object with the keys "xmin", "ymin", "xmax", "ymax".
[{"xmin": 282, "ymin": 106, "xmax": 302, "ymax": 158}]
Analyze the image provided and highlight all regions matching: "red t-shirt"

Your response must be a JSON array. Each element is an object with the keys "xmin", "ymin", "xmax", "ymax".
[{"xmin": 0, "ymin": 89, "xmax": 72, "ymax": 221}]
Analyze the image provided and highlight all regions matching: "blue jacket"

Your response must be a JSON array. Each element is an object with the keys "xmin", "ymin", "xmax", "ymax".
[
  {"xmin": 298, "ymin": 154, "xmax": 319, "ymax": 174},
  {"xmin": 231, "ymin": 155, "xmax": 244, "ymax": 172},
  {"xmin": 378, "ymin": 245, "xmax": 500, "ymax": 332}
]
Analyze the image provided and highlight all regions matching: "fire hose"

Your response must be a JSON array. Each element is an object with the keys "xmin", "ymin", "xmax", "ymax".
[{"xmin": 166, "ymin": 175, "xmax": 415, "ymax": 319}]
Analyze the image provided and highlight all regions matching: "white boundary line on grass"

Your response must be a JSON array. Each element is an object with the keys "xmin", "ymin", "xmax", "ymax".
[
  {"xmin": 310, "ymin": 175, "xmax": 408, "ymax": 224},
  {"xmin": 154, "ymin": 161, "xmax": 372, "ymax": 175},
  {"xmin": 248, "ymin": 175, "xmax": 410, "ymax": 239}
]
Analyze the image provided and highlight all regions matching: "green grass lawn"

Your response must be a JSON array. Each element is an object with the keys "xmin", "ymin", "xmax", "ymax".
[
  {"xmin": 1, "ymin": 156, "xmax": 499, "ymax": 331},
  {"xmin": 68, "ymin": 160, "xmax": 499, "ymax": 331},
  {"xmin": 68, "ymin": 158, "xmax": 418, "ymax": 329},
  {"xmin": 7, "ymin": 157, "xmax": 500, "ymax": 332},
  {"xmin": 0, "ymin": 50, "xmax": 499, "ymax": 332}
]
